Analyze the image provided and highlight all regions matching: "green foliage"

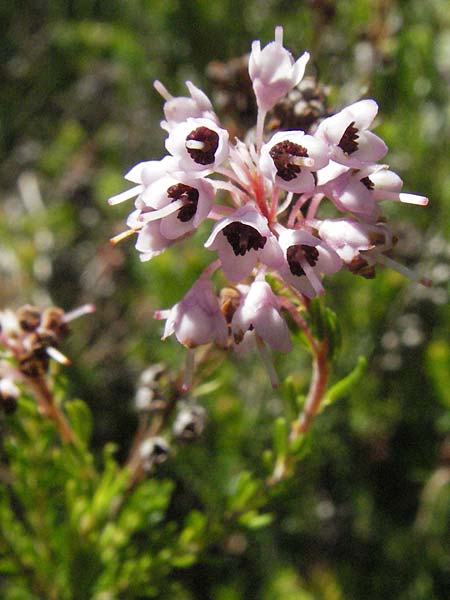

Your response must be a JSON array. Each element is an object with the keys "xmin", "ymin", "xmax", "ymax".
[
  {"xmin": 323, "ymin": 356, "xmax": 368, "ymax": 408},
  {"xmin": 0, "ymin": 396, "xmax": 201, "ymax": 599},
  {"xmin": 308, "ymin": 298, "xmax": 342, "ymax": 359}
]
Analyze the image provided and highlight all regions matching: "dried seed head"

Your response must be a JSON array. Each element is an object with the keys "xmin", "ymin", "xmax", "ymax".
[
  {"xmin": 173, "ymin": 405, "xmax": 207, "ymax": 441},
  {"xmin": 267, "ymin": 76, "xmax": 329, "ymax": 134},
  {"xmin": 139, "ymin": 436, "xmax": 170, "ymax": 471},
  {"xmin": 139, "ymin": 363, "xmax": 166, "ymax": 387},
  {"xmin": 16, "ymin": 305, "xmax": 41, "ymax": 332},
  {"xmin": 18, "ymin": 351, "xmax": 48, "ymax": 378},
  {"xmin": 134, "ymin": 387, "xmax": 168, "ymax": 413},
  {"xmin": 206, "ymin": 54, "xmax": 256, "ymax": 132},
  {"xmin": 41, "ymin": 307, "xmax": 69, "ymax": 339}
]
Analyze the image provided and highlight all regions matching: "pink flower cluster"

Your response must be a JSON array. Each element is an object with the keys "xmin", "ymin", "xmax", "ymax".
[{"xmin": 109, "ymin": 27, "xmax": 429, "ymax": 382}]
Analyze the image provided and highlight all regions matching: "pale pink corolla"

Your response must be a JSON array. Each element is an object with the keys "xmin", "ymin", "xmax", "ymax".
[
  {"xmin": 154, "ymin": 80, "xmax": 218, "ymax": 132},
  {"xmin": 137, "ymin": 174, "xmax": 215, "ymax": 237},
  {"xmin": 315, "ymin": 99, "xmax": 388, "ymax": 167},
  {"xmin": 204, "ymin": 205, "xmax": 284, "ymax": 283},
  {"xmin": 124, "ymin": 156, "xmax": 178, "ymax": 185},
  {"xmin": 249, "ymin": 26, "xmax": 310, "ymax": 112},
  {"xmin": 231, "ymin": 280, "xmax": 291, "ymax": 353},
  {"xmin": 365, "ymin": 167, "xmax": 428, "ymax": 207},
  {"xmin": 159, "ymin": 277, "xmax": 228, "ymax": 349},
  {"xmin": 320, "ymin": 165, "xmax": 428, "ymax": 218},
  {"xmin": 107, "ymin": 156, "xmax": 177, "ymax": 207},
  {"xmin": 165, "ymin": 117, "xmax": 229, "ymax": 173},
  {"xmin": 318, "ymin": 217, "xmax": 432, "ymax": 285},
  {"xmin": 317, "ymin": 218, "xmax": 393, "ymax": 265},
  {"xmin": 131, "ymin": 174, "xmax": 215, "ymax": 260},
  {"xmin": 134, "ymin": 220, "xmax": 176, "ymax": 262},
  {"xmin": 260, "ymin": 130, "xmax": 329, "ymax": 193},
  {"xmin": 276, "ymin": 226, "xmax": 342, "ymax": 298}
]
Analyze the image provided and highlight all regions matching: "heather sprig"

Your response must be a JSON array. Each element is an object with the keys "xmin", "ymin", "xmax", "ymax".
[{"xmin": 108, "ymin": 26, "xmax": 430, "ymax": 435}]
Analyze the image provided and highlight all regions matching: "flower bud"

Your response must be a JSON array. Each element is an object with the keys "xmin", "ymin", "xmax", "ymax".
[{"xmin": 249, "ymin": 26, "xmax": 310, "ymax": 112}]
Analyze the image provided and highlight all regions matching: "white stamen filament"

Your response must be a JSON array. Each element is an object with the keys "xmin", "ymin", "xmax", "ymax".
[
  {"xmin": 276, "ymin": 192, "xmax": 294, "ymax": 216},
  {"xmin": 153, "ymin": 80, "xmax": 173, "ymax": 101},
  {"xmin": 376, "ymin": 254, "xmax": 432, "ymax": 287},
  {"xmin": 306, "ymin": 193, "xmax": 324, "ymax": 220},
  {"xmin": 139, "ymin": 199, "xmax": 185, "ymax": 223},
  {"xmin": 398, "ymin": 193, "xmax": 429, "ymax": 206},
  {"xmin": 215, "ymin": 165, "xmax": 251, "ymax": 191},
  {"xmin": 62, "ymin": 304, "xmax": 96, "ymax": 324},
  {"xmin": 298, "ymin": 254, "xmax": 325, "ymax": 296},
  {"xmin": 108, "ymin": 185, "xmax": 144, "ymax": 206},
  {"xmin": 376, "ymin": 191, "xmax": 429, "ymax": 205},
  {"xmin": 212, "ymin": 180, "xmax": 249, "ymax": 205},
  {"xmin": 256, "ymin": 109, "xmax": 267, "ymax": 154},
  {"xmin": 185, "ymin": 139, "xmax": 205, "ymax": 150},
  {"xmin": 182, "ymin": 349, "xmax": 195, "ymax": 392},
  {"xmin": 287, "ymin": 194, "xmax": 310, "ymax": 228},
  {"xmin": 46, "ymin": 346, "xmax": 71, "ymax": 365},
  {"xmin": 255, "ymin": 335, "xmax": 279, "ymax": 388},
  {"xmin": 110, "ymin": 228, "xmax": 139, "ymax": 245}
]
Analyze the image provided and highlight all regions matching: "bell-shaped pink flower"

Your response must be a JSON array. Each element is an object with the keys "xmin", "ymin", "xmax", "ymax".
[
  {"xmin": 138, "ymin": 174, "xmax": 215, "ymax": 236},
  {"xmin": 131, "ymin": 174, "xmax": 215, "ymax": 260},
  {"xmin": 317, "ymin": 218, "xmax": 393, "ymax": 273},
  {"xmin": 249, "ymin": 26, "xmax": 310, "ymax": 112},
  {"xmin": 158, "ymin": 277, "xmax": 228, "ymax": 349},
  {"xmin": 260, "ymin": 130, "xmax": 329, "ymax": 193},
  {"xmin": 107, "ymin": 156, "xmax": 177, "ymax": 207},
  {"xmin": 366, "ymin": 167, "xmax": 429, "ymax": 207},
  {"xmin": 317, "ymin": 217, "xmax": 431, "ymax": 285},
  {"xmin": 154, "ymin": 80, "xmax": 218, "ymax": 132},
  {"xmin": 320, "ymin": 165, "xmax": 428, "ymax": 218},
  {"xmin": 315, "ymin": 99, "xmax": 388, "ymax": 167},
  {"xmin": 204, "ymin": 205, "xmax": 284, "ymax": 282},
  {"xmin": 231, "ymin": 280, "xmax": 291, "ymax": 353},
  {"xmin": 124, "ymin": 156, "xmax": 177, "ymax": 186},
  {"xmin": 319, "ymin": 166, "xmax": 380, "ymax": 218},
  {"xmin": 134, "ymin": 219, "xmax": 176, "ymax": 262},
  {"xmin": 276, "ymin": 226, "xmax": 342, "ymax": 297},
  {"xmin": 166, "ymin": 117, "xmax": 229, "ymax": 173}
]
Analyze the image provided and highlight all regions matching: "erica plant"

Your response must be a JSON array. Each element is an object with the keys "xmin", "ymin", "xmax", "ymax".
[{"xmin": 109, "ymin": 26, "xmax": 429, "ymax": 447}]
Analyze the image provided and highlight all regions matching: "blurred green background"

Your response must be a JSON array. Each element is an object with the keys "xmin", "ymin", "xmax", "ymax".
[{"xmin": 1, "ymin": 0, "xmax": 449, "ymax": 598}]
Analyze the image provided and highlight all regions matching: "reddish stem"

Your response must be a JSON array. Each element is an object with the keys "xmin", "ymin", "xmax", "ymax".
[
  {"xmin": 279, "ymin": 297, "xmax": 317, "ymax": 352},
  {"xmin": 291, "ymin": 340, "xmax": 329, "ymax": 440},
  {"xmin": 27, "ymin": 376, "xmax": 76, "ymax": 444}
]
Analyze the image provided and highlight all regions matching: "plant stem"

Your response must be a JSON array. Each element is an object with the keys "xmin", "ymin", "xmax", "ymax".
[
  {"xmin": 27, "ymin": 376, "xmax": 76, "ymax": 444},
  {"xmin": 256, "ymin": 108, "xmax": 267, "ymax": 153},
  {"xmin": 291, "ymin": 341, "xmax": 329, "ymax": 440}
]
